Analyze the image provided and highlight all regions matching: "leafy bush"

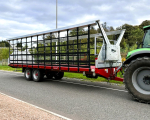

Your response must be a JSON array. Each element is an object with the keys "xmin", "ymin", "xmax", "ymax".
[{"xmin": 0, "ymin": 48, "xmax": 9, "ymax": 60}]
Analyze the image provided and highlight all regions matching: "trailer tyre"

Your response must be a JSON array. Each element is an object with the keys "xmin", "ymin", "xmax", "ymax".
[
  {"xmin": 32, "ymin": 69, "xmax": 44, "ymax": 82},
  {"xmin": 124, "ymin": 57, "xmax": 150, "ymax": 103},
  {"xmin": 46, "ymin": 72, "xmax": 54, "ymax": 79},
  {"xmin": 53, "ymin": 72, "xmax": 64, "ymax": 80},
  {"xmin": 24, "ymin": 68, "xmax": 32, "ymax": 81}
]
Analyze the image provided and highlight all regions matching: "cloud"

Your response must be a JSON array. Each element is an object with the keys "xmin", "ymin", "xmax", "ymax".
[{"xmin": 0, "ymin": 0, "xmax": 150, "ymax": 41}]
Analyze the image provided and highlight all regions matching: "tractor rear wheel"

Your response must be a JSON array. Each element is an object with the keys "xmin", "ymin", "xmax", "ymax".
[{"xmin": 124, "ymin": 57, "xmax": 150, "ymax": 103}]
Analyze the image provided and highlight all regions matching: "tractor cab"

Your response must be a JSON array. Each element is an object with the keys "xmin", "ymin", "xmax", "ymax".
[
  {"xmin": 126, "ymin": 25, "xmax": 150, "ymax": 59},
  {"xmin": 143, "ymin": 25, "xmax": 150, "ymax": 48}
]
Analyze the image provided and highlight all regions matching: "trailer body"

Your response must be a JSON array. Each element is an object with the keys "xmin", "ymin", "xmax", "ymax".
[{"xmin": 7, "ymin": 20, "xmax": 125, "ymax": 82}]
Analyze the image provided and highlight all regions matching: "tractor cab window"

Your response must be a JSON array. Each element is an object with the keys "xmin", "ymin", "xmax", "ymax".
[{"xmin": 143, "ymin": 29, "xmax": 150, "ymax": 48}]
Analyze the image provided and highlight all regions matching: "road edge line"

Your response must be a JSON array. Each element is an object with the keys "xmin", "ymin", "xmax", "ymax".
[
  {"xmin": 0, "ymin": 92, "xmax": 72, "ymax": 120},
  {"xmin": 0, "ymin": 70, "xmax": 22, "ymax": 73}
]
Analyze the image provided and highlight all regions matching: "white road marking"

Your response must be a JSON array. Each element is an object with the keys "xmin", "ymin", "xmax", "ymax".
[
  {"xmin": 0, "ymin": 70, "xmax": 127, "ymax": 92},
  {"xmin": 54, "ymin": 80, "xmax": 128, "ymax": 92},
  {"xmin": 0, "ymin": 70, "xmax": 23, "ymax": 74},
  {"xmin": 0, "ymin": 92, "xmax": 72, "ymax": 120}
]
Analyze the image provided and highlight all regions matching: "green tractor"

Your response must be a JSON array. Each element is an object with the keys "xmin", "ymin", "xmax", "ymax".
[{"xmin": 123, "ymin": 25, "xmax": 150, "ymax": 103}]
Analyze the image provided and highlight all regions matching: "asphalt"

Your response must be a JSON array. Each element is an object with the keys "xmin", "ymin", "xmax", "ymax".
[{"xmin": 0, "ymin": 70, "xmax": 150, "ymax": 120}]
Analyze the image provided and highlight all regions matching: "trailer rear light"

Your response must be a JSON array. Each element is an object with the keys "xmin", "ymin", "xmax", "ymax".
[{"xmin": 105, "ymin": 69, "xmax": 108, "ymax": 73}]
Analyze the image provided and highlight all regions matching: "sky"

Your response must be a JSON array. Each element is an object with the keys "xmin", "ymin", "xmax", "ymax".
[{"xmin": 0, "ymin": 0, "xmax": 150, "ymax": 41}]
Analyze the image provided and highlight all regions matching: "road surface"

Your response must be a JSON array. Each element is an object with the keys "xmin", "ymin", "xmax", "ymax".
[{"xmin": 0, "ymin": 70, "xmax": 150, "ymax": 120}]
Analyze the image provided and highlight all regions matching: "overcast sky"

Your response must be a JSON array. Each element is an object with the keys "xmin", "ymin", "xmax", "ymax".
[{"xmin": 0, "ymin": 0, "xmax": 149, "ymax": 41}]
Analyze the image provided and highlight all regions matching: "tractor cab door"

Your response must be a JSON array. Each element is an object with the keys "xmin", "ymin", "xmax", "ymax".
[{"xmin": 143, "ymin": 29, "xmax": 150, "ymax": 48}]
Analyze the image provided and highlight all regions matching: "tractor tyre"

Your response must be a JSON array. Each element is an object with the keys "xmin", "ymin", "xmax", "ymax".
[{"xmin": 124, "ymin": 57, "xmax": 150, "ymax": 103}]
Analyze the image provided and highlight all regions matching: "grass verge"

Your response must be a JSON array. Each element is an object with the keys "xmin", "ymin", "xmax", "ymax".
[
  {"xmin": 0, "ymin": 65, "xmax": 123, "ymax": 84},
  {"xmin": 0, "ymin": 66, "xmax": 22, "ymax": 72},
  {"xmin": 64, "ymin": 72, "xmax": 123, "ymax": 84}
]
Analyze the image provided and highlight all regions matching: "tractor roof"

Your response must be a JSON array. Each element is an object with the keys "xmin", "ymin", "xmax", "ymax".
[{"xmin": 143, "ymin": 25, "xmax": 150, "ymax": 29}]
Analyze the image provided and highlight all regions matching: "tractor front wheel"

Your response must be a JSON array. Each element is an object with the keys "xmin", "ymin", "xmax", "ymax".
[{"xmin": 124, "ymin": 57, "xmax": 150, "ymax": 103}]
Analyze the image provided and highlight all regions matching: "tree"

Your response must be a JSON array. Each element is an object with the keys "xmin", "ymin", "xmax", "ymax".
[
  {"xmin": 116, "ymin": 23, "xmax": 145, "ymax": 47},
  {"xmin": 139, "ymin": 20, "xmax": 150, "ymax": 29},
  {"xmin": 16, "ymin": 42, "xmax": 22, "ymax": 47},
  {"xmin": 121, "ymin": 24, "xmax": 134, "ymax": 40},
  {"xmin": 109, "ymin": 26, "xmax": 114, "ymax": 31},
  {"xmin": 0, "ymin": 40, "xmax": 10, "ymax": 47},
  {"xmin": 128, "ymin": 26, "xmax": 144, "ymax": 45},
  {"xmin": 120, "ymin": 38, "xmax": 128, "ymax": 49},
  {"xmin": 102, "ymin": 22, "xmax": 108, "ymax": 31},
  {"xmin": 22, "ymin": 45, "xmax": 28, "ymax": 51},
  {"xmin": 0, "ymin": 48, "xmax": 9, "ymax": 60}
]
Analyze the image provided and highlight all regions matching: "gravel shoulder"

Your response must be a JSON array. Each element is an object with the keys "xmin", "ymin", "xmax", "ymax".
[{"xmin": 0, "ymin": 93, "xmax": 66, "ymax": 120}]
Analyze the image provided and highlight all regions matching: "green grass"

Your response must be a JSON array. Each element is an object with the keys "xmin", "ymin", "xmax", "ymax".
[
  {"xmin": 64, "ymin": 72, "xmax": 123, "ymax": 84},
  {"xmin": 0, "ymin": 65, "xmax": 22, "ymax": 72},
  {"xmin": 0, "ymin": 65, "xmax": 123, "ymax": 84}
]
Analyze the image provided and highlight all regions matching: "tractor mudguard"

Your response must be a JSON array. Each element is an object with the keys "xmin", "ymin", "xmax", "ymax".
[
  {"xmin": 115, "ymin": 50, "xmax": 150, "ymax": 74},
  {"xmin": 124, "ymin": 50, "xmax": 150, "ymax": 65}
]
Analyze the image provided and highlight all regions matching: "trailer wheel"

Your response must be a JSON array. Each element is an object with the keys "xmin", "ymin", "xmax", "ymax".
[
  {"xmin": 124, "ymin": 57, "xmax": 150, "ymax": 103},
  {"xmin": 32, "ymin": 69, "xmax": 44, "ymax": 82},
  {"xmin": 53, "ymin": 72, "xmax": 64, "ymax": 80},
  {"xmin": 24, "ymin": 68, "xmax": 32, "ymax": 80},
  {"xmin": 46, "ymin": 72, "xmax": 54, "ymax": 79}
]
